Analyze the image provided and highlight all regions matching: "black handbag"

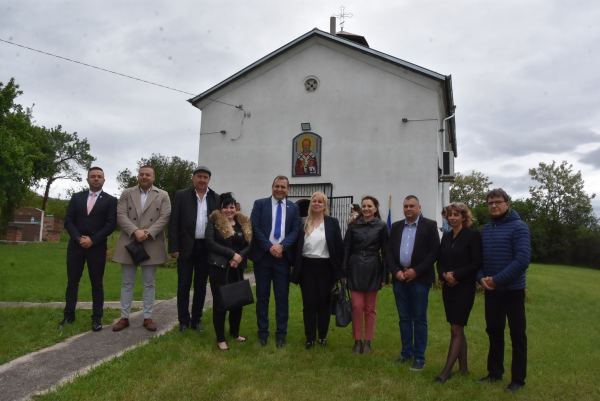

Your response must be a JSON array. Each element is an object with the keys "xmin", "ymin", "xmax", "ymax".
[
  {"xmin": 330, "ymin": 281, "xmax": 343, "ymax": 315},
  {"xmin": 335, "ymin": 281, "xmax": 352, "ymax": 328},
  {"xmin": 215, "ymin": 267, "xmax": 255, "ymax": 312},
  {"xmin": 124, "ymin": 240, "xmax": 150, "ymax": 266}
]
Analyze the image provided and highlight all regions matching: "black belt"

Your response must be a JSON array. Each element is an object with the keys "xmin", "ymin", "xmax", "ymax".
[
  {"xmin": 194, "ymin": 239, "xmax": 205, "ymax": 243},
  {"xmin": 352, "ymin": 251, "xmax": 380, "ymax": 257}
]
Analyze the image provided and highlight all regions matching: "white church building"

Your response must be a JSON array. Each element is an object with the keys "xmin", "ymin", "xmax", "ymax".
[{"xmin": 189, "ymin": 26, "xmax": 457, "ymax": 235}]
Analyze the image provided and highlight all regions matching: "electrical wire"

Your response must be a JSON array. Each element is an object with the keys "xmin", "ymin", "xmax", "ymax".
[{"xmin": 0, "ymin": 38, "xmax": 243, "ymax": 110}]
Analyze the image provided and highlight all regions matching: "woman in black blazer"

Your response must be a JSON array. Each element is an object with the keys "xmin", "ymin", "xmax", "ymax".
[
  {"xmin": 205, "ymin": 193, "xmax": 252, "ymax": 351},
  {"xmin": 291, "ymin": 192, "xmax": 344, "ymax": 349},
  {"xmin": 435, "ymin": 202, "xmax": 482, "ymax": 382}
]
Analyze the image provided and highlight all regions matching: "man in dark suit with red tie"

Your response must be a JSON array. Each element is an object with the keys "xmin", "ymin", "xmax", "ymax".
[
  {"xmin": 249, "ymin": 176, "xmax": 300, "ymax": 348},
  {"xmin": 60, "ymin": 167, "xmax": 117, "ymax": 331}
]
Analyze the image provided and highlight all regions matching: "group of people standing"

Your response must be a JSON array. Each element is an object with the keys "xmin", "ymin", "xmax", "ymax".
[{"xmin": 60, "ymin": 165, "xmax": 530, "ymax": 393}]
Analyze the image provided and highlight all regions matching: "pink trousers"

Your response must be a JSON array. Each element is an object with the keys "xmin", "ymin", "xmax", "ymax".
[{"xmin": 351, "ymin": 290, "xmax": 378, "ymax": 341}]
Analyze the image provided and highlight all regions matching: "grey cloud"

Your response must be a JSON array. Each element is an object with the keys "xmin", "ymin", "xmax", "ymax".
[{"xmin": 579, "ymin": 147, "xmax": 600, "ymax": 168}]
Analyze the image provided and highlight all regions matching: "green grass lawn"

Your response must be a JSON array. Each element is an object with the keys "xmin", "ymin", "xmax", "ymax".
[
  {"xmin": 30, "ymin": 264, "xmax": 600, "ymax": 400},
  {"xmin": 0, "ymin": 241, "xmax": 177, "ymax": 302},
  {"xmin": 0, "ymin": 307, "xmax": 121, "ymax": 365}
]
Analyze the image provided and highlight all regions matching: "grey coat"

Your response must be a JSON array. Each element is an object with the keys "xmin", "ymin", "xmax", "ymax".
[{"xmin": 343, "ymin": 216, "xmax": 389, "ymax": 292}]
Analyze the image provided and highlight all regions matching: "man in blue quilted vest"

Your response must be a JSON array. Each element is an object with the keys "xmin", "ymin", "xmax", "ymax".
[{"xmin": 476, "ymin": 188, "xmax": 531, "ymax": 393}]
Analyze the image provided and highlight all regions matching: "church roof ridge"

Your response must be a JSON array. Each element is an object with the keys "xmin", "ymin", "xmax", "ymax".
[{"xmin": 188, "ymin": 28, "xmax": 447, "ymax": 105}]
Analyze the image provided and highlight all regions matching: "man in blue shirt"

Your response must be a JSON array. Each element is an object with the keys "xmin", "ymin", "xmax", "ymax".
[{"xmin": 385, "ymin": 195, "xmax": 440, "ymax": 371}]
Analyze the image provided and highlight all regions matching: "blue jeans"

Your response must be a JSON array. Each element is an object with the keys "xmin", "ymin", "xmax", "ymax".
[
  {"xmin": 393, "ymin": 280, "xmax": 430, "ymax": 361},
  {"xmin": 254, "ymin": 254, "xmax": 290, "ymax": 339}
]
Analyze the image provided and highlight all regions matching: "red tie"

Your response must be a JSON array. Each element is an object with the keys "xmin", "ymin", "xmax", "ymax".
[{"xmin": 88, "ymin": 193, "xmax": 96, "ymax": 215}]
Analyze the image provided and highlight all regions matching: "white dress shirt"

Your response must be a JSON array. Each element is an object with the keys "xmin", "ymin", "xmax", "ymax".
[
  {"xmin": 140, "ymin": 186, "xmax": 151, "ymax": 210},
  {"xmin": 269, "ymin": 196, "xmax": 287, "ymax": 245},
  {"xmin": 302, "ymin": 222, "xmax": 330, "ymax": 259},
  {"xmin": 195, "ymin": 188, "xmax": 210, "ymax": 239},
  {"xmin": 87, "ymin": 189, "xmax": 103, "ymax": 209}
]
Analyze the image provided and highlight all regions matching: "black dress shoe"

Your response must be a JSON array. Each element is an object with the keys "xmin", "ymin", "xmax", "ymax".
[
  {"xmin": 305, "ymin": 341, "xmax": 315, "ymax": 350},
  {"xmin": 476, "ymin": 375, "xmax": 503, "ymax": 383},
  {"xmin": 179, "ymin": 323, "xmax": 189, "ymax": 333},
  {"xmin": 92, "ymin": 319, "xmax": 102, "ymax": 332},
  {"xmin": 394, "ymin": 356, "xmax": 412, "ymax": 364},
  {"xmin": 58, "ymin": 317, "xmax": 74, "ymax": 329},
  {"xmin": 276, "ymin": 338, "xmax": 286, "ymax": 348},
  {"xmin": 505, "ymin": 382, "xmax": 525, "ymax": 393},
  {"xmin": 191, "ymin": 322, "xmax": 204, "ymax": 332},
  {"xmin": 258, "ymin": 337, "xmax": 268, "ymax": 347}
]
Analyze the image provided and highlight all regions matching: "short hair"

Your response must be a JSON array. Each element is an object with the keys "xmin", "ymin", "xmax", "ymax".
[
  {"xmin": 139, "ymin": 165, "xmax": 155, "ymax": 173},
  {"xmin": 272, "ymin": 175, "xmax": 289, "ymax": 187},
  {"xmin": 445, "ymin": 202, "xmax": 475, "ymax": 228},
  {"xmin": 219, "ymin": 192, "xmax": 237, "ymax": 209},
  {"xmin": 88, "ymin": 166, "xmax": 103, "ymax": 175},
  {"xmin": 404, "ymin": 195, "xmax": 420, "ymax": 204},
  {"xmin": 486, "ymin": 188, "xmax": 510, "ymax": 202}
]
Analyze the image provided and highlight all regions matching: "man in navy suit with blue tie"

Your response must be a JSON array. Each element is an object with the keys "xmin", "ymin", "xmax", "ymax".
[
  {"xmin": 60, "ymin": 167, "xmax": 117, "ymax": 331},
  {"xmin": 249, "ymin": 175, "xmax": 300, "ymax": 348}
]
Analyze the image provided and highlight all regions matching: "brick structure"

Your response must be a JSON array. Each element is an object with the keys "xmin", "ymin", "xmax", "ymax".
[
  {"xmin": 5, "ymin": 225, "xmax": 24, "ymax": 242},
  {"xmin": 46, "ymin": 229, "xmax": 62, "ymax": 242},
  {"xmin": 42, "ymin": 215, "xmax": 62, "ymax": 241}
]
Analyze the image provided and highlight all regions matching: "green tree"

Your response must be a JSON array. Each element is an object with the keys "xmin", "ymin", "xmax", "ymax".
[
  {"xmin": 528, "ymin": 160, "xmax": 598, "ymax": 228},
  {"xmin": 0, "ymin": 78, "xmax": 39, "ymax": 227},
  {"xmin": 116, "ymin": 154, "xmax": 196, "ymax": 201},
  {"xmin": 35, "ymin": 125, "xmax": 96, "ymax": 211},
  {"xmin": 449, "ymin": 171, "xmax": 494, "ymax": 210}
]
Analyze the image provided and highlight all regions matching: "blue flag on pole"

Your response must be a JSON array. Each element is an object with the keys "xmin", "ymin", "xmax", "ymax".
[{"xmin": 387, "ymin": 195, "xmax": 392, "ymax": 231}]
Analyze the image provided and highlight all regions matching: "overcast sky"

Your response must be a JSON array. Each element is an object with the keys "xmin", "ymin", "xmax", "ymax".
[{"xmin": 1, "ymin": 0, "xmax": 599, "ymax": 213}]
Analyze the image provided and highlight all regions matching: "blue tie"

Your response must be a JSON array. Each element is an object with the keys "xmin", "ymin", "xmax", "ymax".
[{"xmin": 274, "ymin": 200, "xmax": 282, "ymax": 240}]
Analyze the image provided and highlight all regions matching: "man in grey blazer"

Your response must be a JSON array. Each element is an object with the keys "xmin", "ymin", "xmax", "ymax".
[{"xmin": 112, "ymin": 165, "xmax": 171, "ymax": 332}]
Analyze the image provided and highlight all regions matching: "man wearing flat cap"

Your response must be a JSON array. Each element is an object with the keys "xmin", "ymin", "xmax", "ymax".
[{"xmin": 169, "ymin": 166, "xmax": 220, "ymax": 333}]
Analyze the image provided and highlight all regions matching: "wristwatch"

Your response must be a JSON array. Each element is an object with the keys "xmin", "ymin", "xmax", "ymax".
[
  {"xmin": 76, "ymin": 236, "xmax": 82, "ymax": 243},
  {"xmin": 281, "ymin": 245, "xmax": 285, "ymax": 251}
]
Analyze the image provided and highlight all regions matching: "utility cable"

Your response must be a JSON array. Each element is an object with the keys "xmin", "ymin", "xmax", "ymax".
[{"xmin": 0, "ymin": 38, "xmax": 243, "ymax": 110}]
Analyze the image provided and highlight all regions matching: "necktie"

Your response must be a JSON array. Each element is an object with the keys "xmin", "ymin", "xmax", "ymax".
[
  {"xmin": 274, "ymin": 200, "xmax": 282, "ymax": 240},
  {"xmin": 88, "ymin": 193, "xmax": 96, "ymax": 215}
]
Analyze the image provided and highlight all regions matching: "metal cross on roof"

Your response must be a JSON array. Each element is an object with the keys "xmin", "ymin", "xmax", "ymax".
[{"xmin": 332, "ymin": 5, "xmax": 353, "ymax": 32}]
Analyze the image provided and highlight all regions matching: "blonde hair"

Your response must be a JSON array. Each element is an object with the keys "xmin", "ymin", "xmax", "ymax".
[
  {"xmin": 305, "ymin": 192, "xmax": 329, "ymax": 236},
  {"xmin": 444, "ymin": 202, "xmax": 475, "ymax": 228}
]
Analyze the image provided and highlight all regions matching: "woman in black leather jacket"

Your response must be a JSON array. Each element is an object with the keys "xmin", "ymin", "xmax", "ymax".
[
  {"xmin": 343, "ymin": 195, "xmax": 388, "ymax": 355},
  {"xmin": 205, "ymin": 193, "xmax": 252, "ymax": 351}
]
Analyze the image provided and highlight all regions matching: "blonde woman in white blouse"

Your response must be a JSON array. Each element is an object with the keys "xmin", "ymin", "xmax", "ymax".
[{"xmin": 290, "ymin": 192, "xmax": 344, "ymax": 349}]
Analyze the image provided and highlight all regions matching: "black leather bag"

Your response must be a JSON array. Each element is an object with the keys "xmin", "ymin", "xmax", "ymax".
[
  {"xmin": 335, "ymin": 282, "xmax": 352, "ymax": 328},
  {"xmin": 124, "ymin": 240, "xmax": 150, "ymax": 266},
  {"xmin": 215, "ymin": 267, "xmax": 255, "ymax": 312}
]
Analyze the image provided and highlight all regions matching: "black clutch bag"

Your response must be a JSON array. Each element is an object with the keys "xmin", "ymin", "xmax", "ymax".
[
  {"xmin": 215, "ymin": 267, "xmax": 255, "ymax": 312},
  {"xmin": 124, "ymin": 240, "xmax": 150, "ymax": 266}
]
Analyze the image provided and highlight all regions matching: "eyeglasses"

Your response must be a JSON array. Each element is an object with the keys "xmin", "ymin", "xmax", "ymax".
[{"xmin": 487, "ymin": 200, "xmax": 507, "ymax": 207}]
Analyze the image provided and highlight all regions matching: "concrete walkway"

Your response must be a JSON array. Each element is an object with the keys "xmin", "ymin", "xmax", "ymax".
[
  {"xmin": 0, "ymin": 301, "xmax": 152, "ymax": 309},
  {"xmin": 0, "ymin": 273, "xmax": 255, "ymax": 401}
]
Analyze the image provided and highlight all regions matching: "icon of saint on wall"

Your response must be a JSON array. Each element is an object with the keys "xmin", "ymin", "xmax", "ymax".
[{"xmin": 292, "ymin": 133, "xmax": 321, "ymax": 176}]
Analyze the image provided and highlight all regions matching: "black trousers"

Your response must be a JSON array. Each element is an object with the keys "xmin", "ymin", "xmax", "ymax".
[
  {"xmin": 64, "ymin": 244, "xmax": 107, "ymax": 320},
  {"xmin": 177, "ymin": 240, "xmax": 210, "ymax": 324},
  {"xmin": 299, "ymin": 258, "xmax": 334, "ymax": 342},
  {"xmin": 485, "ymin": 289, "xmax": 527, "ymax": 385},
  {"xmin": 209, "ymin": 265, "xmax": 244, "ymax": 342}
]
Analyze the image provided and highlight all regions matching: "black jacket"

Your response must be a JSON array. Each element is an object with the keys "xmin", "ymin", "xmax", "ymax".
[
  {"xmin": 290, "ymin": 215, "xmax": 344, "ymax": 284},
  {"xmin": 343, "ymin": 217, "xmax": 388, "ymax": 292},
  {"xmin": 385, "ymin": 216, "xmax": 440, "ymax": 284},
  {"xmin": 168, "ymin": 186, "xmax": 220, "ymax": 260},
  {"xmin": 437, "ymin": 227, "xmax": 482, "ymax": 284},
  {"xmin": 205, "ymin": 211, "xmax": 252, "ymax": 270},
  {"xmin": 64, "ymin": 190, "xmax": 117, "ymax": 250}
]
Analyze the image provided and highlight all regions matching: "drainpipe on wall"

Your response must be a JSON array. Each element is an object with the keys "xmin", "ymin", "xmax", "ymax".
[{"xmin": 440, "ymin": 113, "xmax": 455, "ymax": 209}]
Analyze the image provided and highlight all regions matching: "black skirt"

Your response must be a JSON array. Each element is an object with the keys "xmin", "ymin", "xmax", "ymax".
[{"xmin": 442, "ymin": 280, "xmax": 476, "ymax": 326}]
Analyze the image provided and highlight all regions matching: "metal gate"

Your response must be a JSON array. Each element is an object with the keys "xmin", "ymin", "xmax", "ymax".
[{"xmin": 329, "ymin": 196, "xmax": 354, "ymax": 238}]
